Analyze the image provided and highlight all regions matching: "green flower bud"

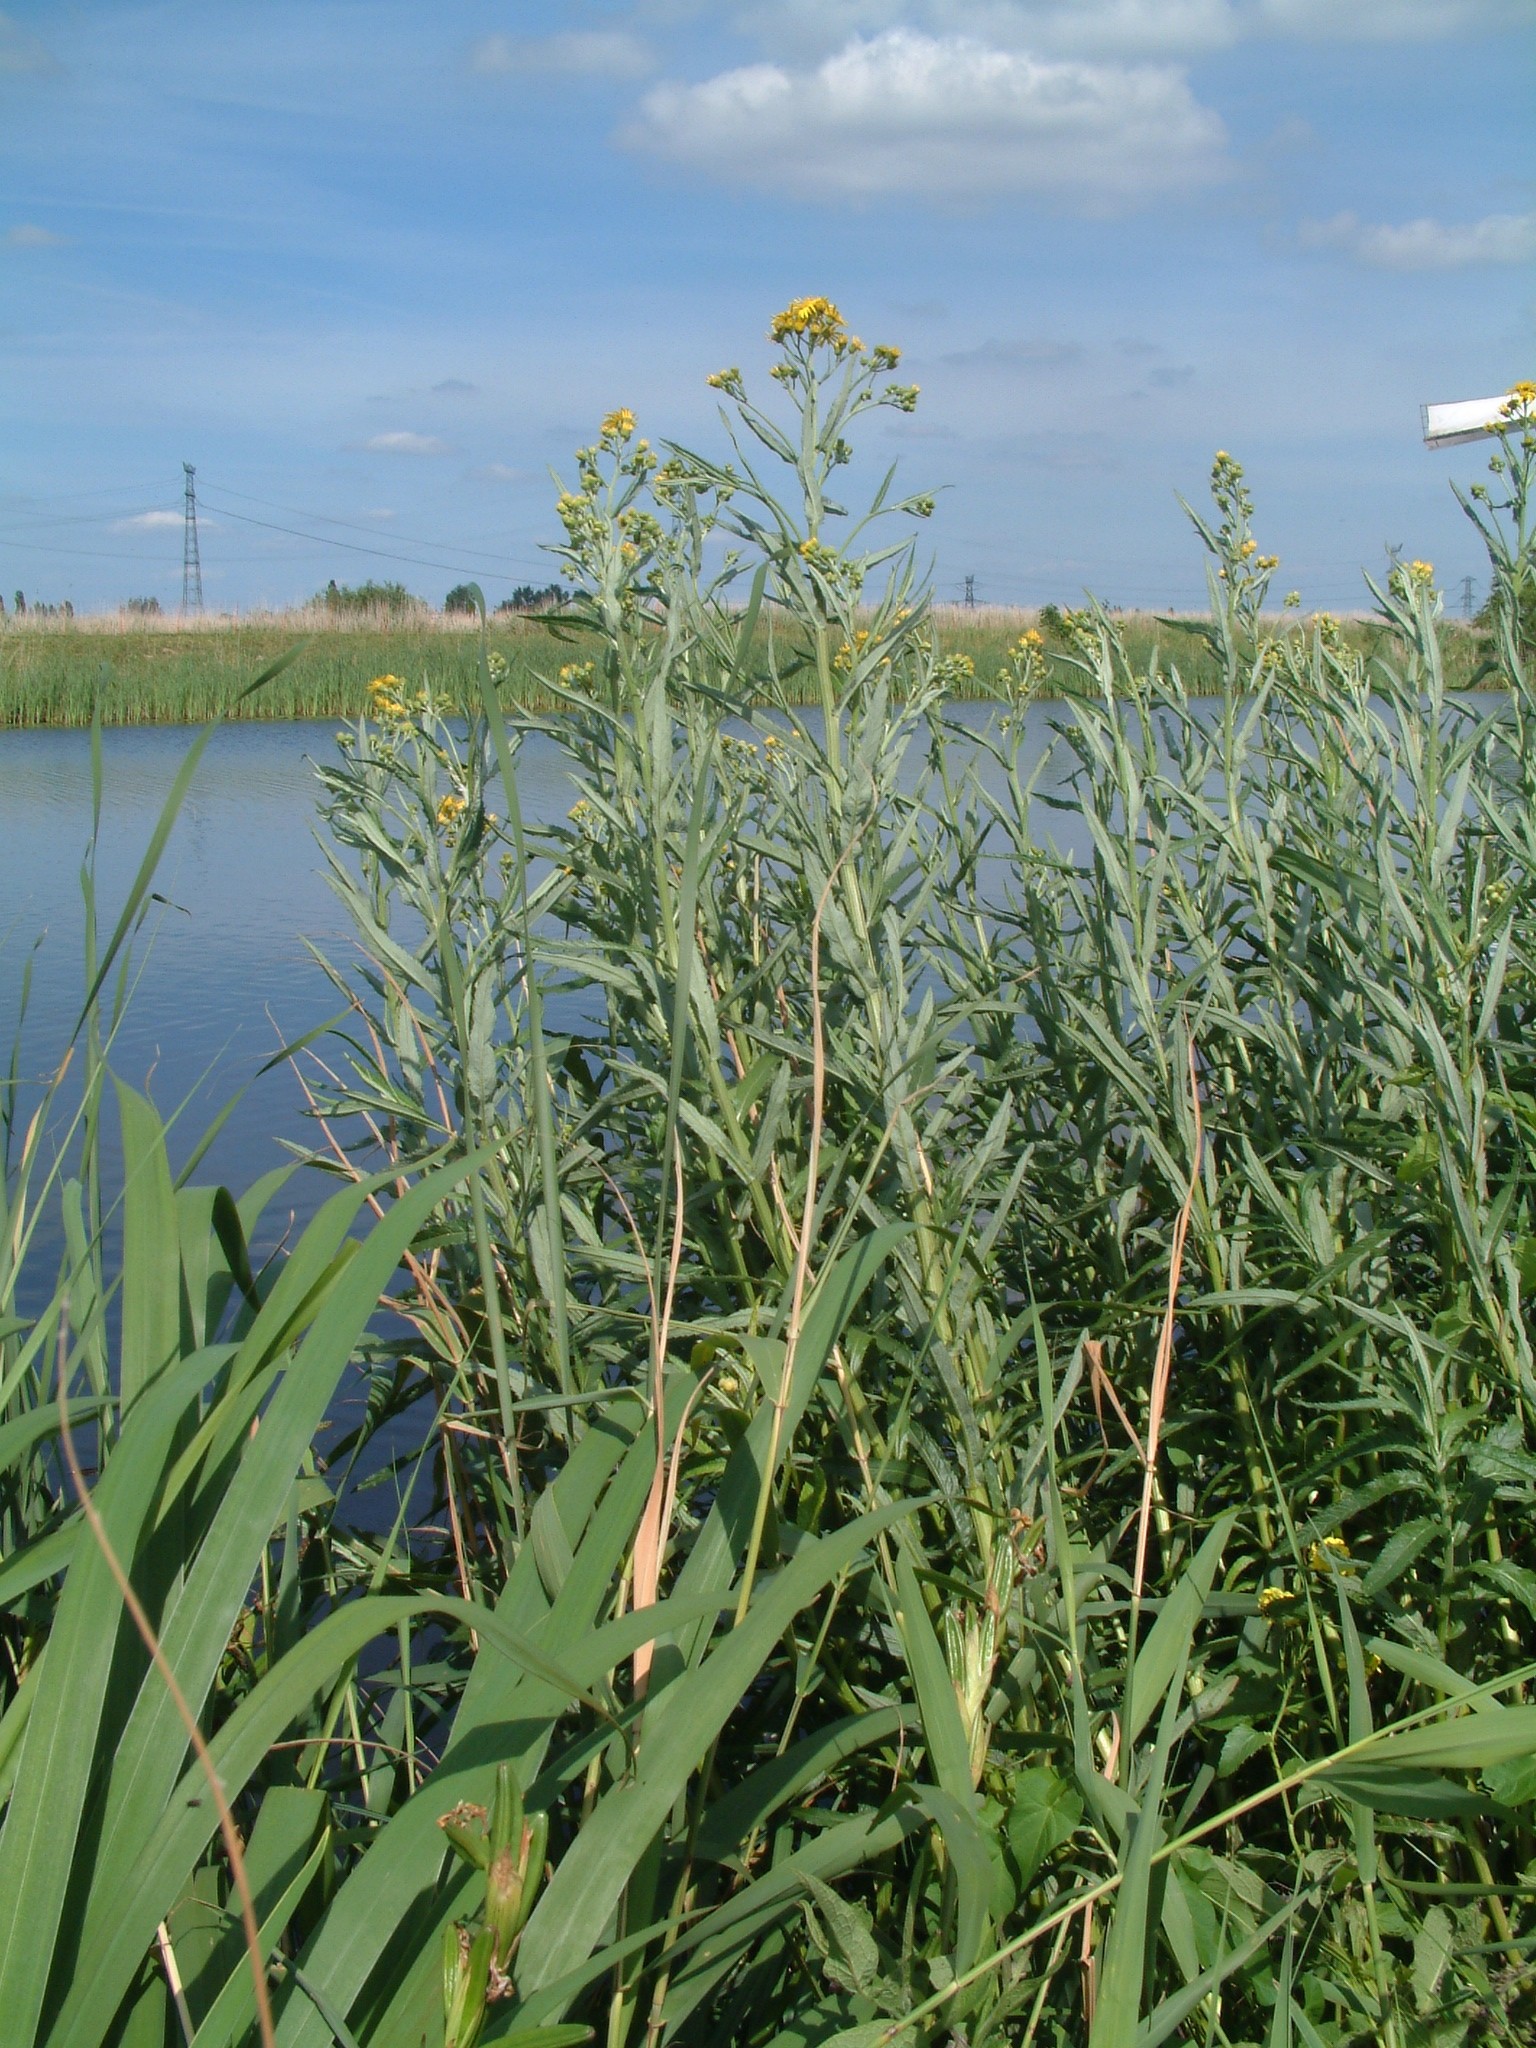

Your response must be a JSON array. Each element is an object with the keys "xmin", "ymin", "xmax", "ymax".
[{"xmin": 442, "ymin": 1922, "xmax": 492, "ymax": 2048}]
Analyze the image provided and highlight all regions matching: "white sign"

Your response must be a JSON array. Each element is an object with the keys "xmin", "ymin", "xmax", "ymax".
[{"xmin": 1422, "ymin": 394, "xmax": 1514, "ymax": 448}]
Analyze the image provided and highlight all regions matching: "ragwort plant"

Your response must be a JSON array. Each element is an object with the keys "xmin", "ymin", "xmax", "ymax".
[{"xmin": 301, "ymin": 316, "xmax": 1536, "ymax": 2048}]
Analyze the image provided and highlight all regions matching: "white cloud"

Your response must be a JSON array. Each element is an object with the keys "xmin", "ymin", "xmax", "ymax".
[
  {"xmin": 720, "ymin": 0, "xmax": 1520, "ymax": 60},
  {"xmin": 1301, "ymin": 208, "xmax": 1536, "ymax": 268},
  {"xmin": 625, "ymin": 30, "xmax": 1228, "ymax": 208},
  {"xmin": 363, "ymin": 430, "xmax": 451, "ymax": 455},
  {"xmin": 113, "ymin": 511, "xmax": 188, "ymax": 530},
  {"xmin": 6, "ymin": 223, "xmax": 66, "ymax": 248},
  {"xmin": 471, "ymin": 30, "xmax": 654, "ymax": 80}
]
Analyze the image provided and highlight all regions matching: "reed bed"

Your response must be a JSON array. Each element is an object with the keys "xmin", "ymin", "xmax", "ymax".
[
  {"xmin": 0, "ymin": 604, "xmax": 1489, "ymax": 728},
  {"xmin": 2, "ymin": 316, "xmax": 1535, "ymax": 2048}
]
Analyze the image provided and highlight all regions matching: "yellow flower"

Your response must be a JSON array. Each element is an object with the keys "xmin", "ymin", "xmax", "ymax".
[
  {"xmin": 436, "ymin": 791, "xmax": 466, "ymax": 829},
  {"xmin": 1240, "ymin": 538, "xmax": 1258, "ymax": 558},
  {"xmin": 600, "ymin": 407, "xmax": 636, "ymax": 441},
  {"xmin": 1501, "ymin": 380, "xmax": 1536, "ymax": 417},
  {"xmin": 1407, "ymin": 559, "xmax": 1435, "ymax": 585},
  {"xmin": 1017, "ymin": 629, "xmax": 1044, "ymax": 652},
  {"xmin": 1307, "ymin": 1534, "xmax": 1352, "ymax": 1574},
  {"xmin": 1258, "ymin": 1586, "xmax": 1298, "ymax": 1615},
  {"xmin": 769, "ymin": 296, "xmax": 846, "ymax": 346}
]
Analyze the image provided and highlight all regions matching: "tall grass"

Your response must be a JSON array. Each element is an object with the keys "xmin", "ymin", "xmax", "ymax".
[{"xmin": 2, "ymin": 315, "xmax": 1534, "ymax": 2048}]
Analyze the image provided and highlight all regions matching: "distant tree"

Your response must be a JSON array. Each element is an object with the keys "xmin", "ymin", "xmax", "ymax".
[
  {"xmin": 495, "ymin": 583, "xmax": 565, "ymax": 614},
  {"xmin": 125, "ymin": 595, "xmax": 163, "ymax": 616},
  {"xmin": 316, "ymin": 579, "xmax": 416, "ymax": 614},
  {"xmin": 14, "ymin": 591, "xmax": 24, "ymax": 615},
  {"xmin": 443, "ymin": 583, "xmax": 479, "ymax": 615}
]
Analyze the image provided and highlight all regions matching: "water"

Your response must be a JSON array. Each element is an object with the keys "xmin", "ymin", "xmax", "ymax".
[{"xmin": 0, "ymin": 701, "xmax": 1111, "ymax": 1308}]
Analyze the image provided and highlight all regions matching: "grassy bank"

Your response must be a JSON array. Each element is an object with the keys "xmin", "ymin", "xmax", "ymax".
[{"xmin": 0, "ymin": 601, "xmax": 1494, "ymax": 726}]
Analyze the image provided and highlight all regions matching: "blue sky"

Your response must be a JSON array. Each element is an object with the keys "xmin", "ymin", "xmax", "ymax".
[{"xmin": 2, "ymin": 0, "xmax": 1531, "ymax": 615}]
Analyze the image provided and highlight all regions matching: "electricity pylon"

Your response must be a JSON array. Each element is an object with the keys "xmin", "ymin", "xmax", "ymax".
[{"xmin": 182, "ymin": 462, "xmax": 204, "ymax": 614}]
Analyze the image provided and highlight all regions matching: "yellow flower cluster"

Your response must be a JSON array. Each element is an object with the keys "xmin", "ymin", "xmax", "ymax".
[
  {"xmin": 1501, "ymin": 380, "xmax": 1536, "ymax": 418},
  {"xmin": 1407, "ymin": 559, "xmax": 1435, "ymax": 585},
  {"xmin": 832, "ymin": 627, "xmax": 873, "ymax": 675},
  {"xmin": 1257, "ymin": 1586, "xmax": 1297, "ymax": 1615},
  {"xmin": 436, "ymin": 791, "xmax": 466, "ymax": 830},
  {"xmin": 600, "ymin": 407, "xmax": 636, "ymax": 441},
  {"xmin": 770, "ymin": 297, "xmax": 847, "ymax": 347},
  {"xmin": 706, "ymin": 366, "xmax": 744, "ymax": 395},
  {"xmin": 366, "ymin": 674, "xmax": 413, "ymax": 722}
]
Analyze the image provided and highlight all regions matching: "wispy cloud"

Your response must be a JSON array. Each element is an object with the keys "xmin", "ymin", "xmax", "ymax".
[
  {"xmin": 0, "ymin": 11, "xmax": 60, "ymax": 75},
  {"xmin": 940, "ymin": 335, "xmax": 1085, "ymax": 367},
  {"xmin": 6, "ymin": 223, "xmax": 67, "ymax": 248},
  {"xmin": 363, "ymin": 430, "xmax": 451, "ymax": 455},
  {"xmin": 1301, "ymin": 207, "xmax": 1536, "ymax": 268},
  {"xmin": 720, "ymin": 0, "xmax": 1520, "ymax": 61},
  {"xmin": 471, "ymin": 31, "xmax": 654, "ymax": 80},
  {"xmin": 113, "ymin": 510, "xmax": 189, "ymax": 531},
  {"xmin": 625, "ymin": 31, "xmax": 1228, "ymax": 209},
  {"xmin": 431, "ymin": 377, "xmax": 477, "ymax": 395}
]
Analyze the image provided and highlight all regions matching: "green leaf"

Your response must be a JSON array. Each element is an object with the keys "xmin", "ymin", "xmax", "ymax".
[
  {"xmin": 1361, "ymin": 1518, "xmax": 1438, "ymax": 1599},
  {"xmin": 1483, "ymin": 1752, "xmax": 1536, "ymax": 1806},
  {"xmin": 890, "ymin": 1551, "xmax": 973, "ymax": 1804},
  {"xmin": 1004, "ymin": 1766, "xmax": 1082, "ymax": 1890}
]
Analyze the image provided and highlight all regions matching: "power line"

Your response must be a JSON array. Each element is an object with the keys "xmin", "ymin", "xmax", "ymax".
[
  {"xmin": 200, "ymin": 482, "xmax": 534, "ymax": 567},
  {"xmin": 195, "ymin": 498, "xmax": 542, "ymax": 583},
  {"xmin": 0, "ymin": 531, "xmax": 192, "ymax": 563}
]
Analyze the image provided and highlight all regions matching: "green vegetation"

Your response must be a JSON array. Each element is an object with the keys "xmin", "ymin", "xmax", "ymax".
[{"xmin": 4, "ymin": 307, "xmax": 1536, "ymax": 2048}]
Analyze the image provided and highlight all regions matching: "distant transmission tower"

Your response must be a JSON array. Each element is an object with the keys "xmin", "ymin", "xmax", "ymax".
[
  {"xmin": 181, "ymin": 462, "xmax": 204, "ymax": 613},
  {"xmin": 963, "ymin": 574, "xmax": 976, "ymax": 609},
  {"xmin": 1459, "ymin": 574, "xmax": 1476, "ymax": 618}
]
